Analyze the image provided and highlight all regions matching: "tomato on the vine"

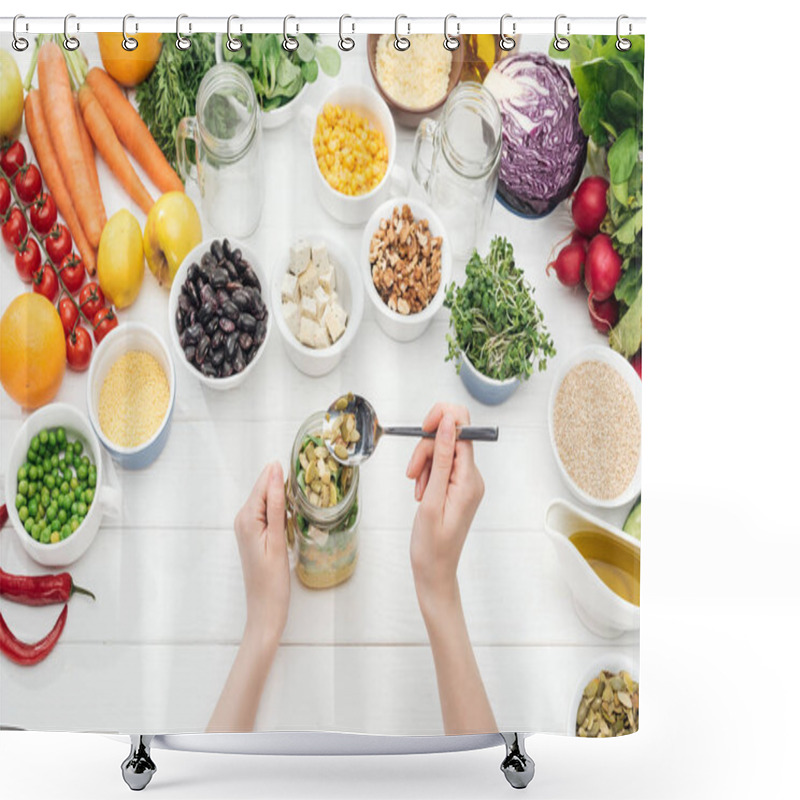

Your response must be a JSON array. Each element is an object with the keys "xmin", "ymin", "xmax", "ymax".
[
  {"xmin": 0, "ymin": 179, "xmax": 10, "ymax": 215},
  {"xmin": 79, "ymin": 282, "xmax": 105, "ymax": 319},
  {"xmin": 45, "ymin": 224, "xmax": 72, "ymax": 264},
  {"xmin": 58, "ymin": 295, "xmax": 80, "ymax": 335},
  {"xmin": 14, "ymin": 164, "xmax": 42, "ymax": 204},
  {"xmin": 0, "ymin": 142, "xmax": 26, "ymax": 177},
  {"xmin": 15, "ymin": 237, "xmax": 41, "ymax": 283},
  {"xmin": 66, "ymin": 325, "xmax": 93, "ymax": 371},
  {"xmin": 33, "ymin": 263, "xmax": 59, "ymax": 302},
  {"xmin": 59, "ymin": 253, "xmax": 85, "ymax": 294},
  {"xmin": 29, "ymin": 192, "xmax": 57, "ymax": 235},
  {"xmin": 92, "ymin": 307, "xmax": 118, "ymax": 343},
  {"xmin": 2, "ymin": 207, "xmax": 27, "ymax": 251}
]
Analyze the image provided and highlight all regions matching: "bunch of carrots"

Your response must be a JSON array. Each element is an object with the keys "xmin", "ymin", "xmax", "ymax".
[{"xmin": 22, "ymin": 37, "xmax": 183, "ymax": 274}]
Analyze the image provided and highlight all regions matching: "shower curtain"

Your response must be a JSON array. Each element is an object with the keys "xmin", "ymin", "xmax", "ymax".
[{"xmin": 0, "ymin": 22, "xmax": 643, "ymax": 740}]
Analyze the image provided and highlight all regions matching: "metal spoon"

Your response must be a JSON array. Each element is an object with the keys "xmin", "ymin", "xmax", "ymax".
[{"xmin": 324, "ymin": 394, "xmax": 499, "ymax": 466}]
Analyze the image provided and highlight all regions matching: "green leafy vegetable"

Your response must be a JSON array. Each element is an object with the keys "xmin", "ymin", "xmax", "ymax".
[{"xmin": 444, "ymin": 237, "xmax": 556, "ymax": 382}]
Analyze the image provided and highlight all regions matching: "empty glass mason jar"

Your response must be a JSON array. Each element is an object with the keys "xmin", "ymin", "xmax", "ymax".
[
  {"xmin": 176, "ymin": 63, "xmax": 264, "ymax": 238},
  {"xmin": 285, "ymin": 412, "xmax": 361, "ymax": 590},
  {"xmin": 412, "ymin": 82, "xmax": 502, "ymax": 260}
]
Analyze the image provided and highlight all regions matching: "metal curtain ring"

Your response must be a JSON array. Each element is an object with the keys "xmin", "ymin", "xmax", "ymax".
[
  {"xmin": 499, "ymin": 13, "xmax": 516, "ymax": 51},
  {"xmin": 63, "ymin": 14, "xmax": 80, "ymax": 50},
  {"xmin": 443, "ymin": 14, "xmax": 460, "ymax": 51},
  {"xmin": 553, "ymin": 14, "xmax": 570, "ymax": 51},
  {"xmin": 338, "ymin": 14, "xmax": 355, "ymax": 51},
  {"xmin": 176, "ymin": 14, "xmax": 191, "ymax": 50},
  {"xmin": 12, "ymin": 14, "xmax": 29, "ymax": 51},
  {"xmin": 616, "ymin": 15, "xmax": 632, "ymax": 51},
  {"xmin": 226, "ymin": 16, "xmax": 242, "ymax": 52},
  {"xmin": 122, "ymin": 14, "xmax": 138, "ymax": 51},
  {"xmin": 283, "ymin": 15, "xmax": 299, "ymax": 52},
  {"xmin": 394, "ymin": 15, "xmax": 410, "ymax": 51}
]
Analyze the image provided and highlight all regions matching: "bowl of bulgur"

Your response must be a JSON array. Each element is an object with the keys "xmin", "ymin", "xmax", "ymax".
[
  {"xmin": 548, "ymin": 346, "xmax": 642, "ymax": 508},
  {"xmin": 87, "ymin": 323, "xmax": 176, "ymax": 470}
]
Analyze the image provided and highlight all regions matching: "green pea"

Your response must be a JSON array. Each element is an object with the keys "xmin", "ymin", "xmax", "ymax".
[
  {"xmin": 15, "ymin": 493, "xmax": 25, "ymax": 509},
  {"xmin": 27, "ymin": 498, "xmax": 37, "ymax": 515},
  {"xmin": 65, "ymin": 452, "xmax": 73, "ymax": 466},
  {"xmin": 19, "ymin": 506, "xmax": 29, "ymax": 522},
  {"xmin": 45, "ymin": 474, "xmax": 55, "ymax": 489},
  {"xmin": 81, "ymin": 455, "xmax": 90, "ymax": 469},
  {"xmin": 47, "ymin": 505, "xmax": 57, "ymax": 522},
  {"xmin": 77, "ymin": 465, "xmax": 88, "ymax": 481},
  {"xmin": 88, "ymin": 471, "xmax": 97, "ymax": 489},
  {"xmin": 73, "ymin": 440, "xmax": 83, "ymax": 456},
  {"xmin": 70, "ymin": 518, "xmax": 80, "ymax": 532},
  {"xmin": 17, "ymin": 465, "xmax": 27, "ymax": 481},
  {"xmin": 38, "ymin": 430, "xmax": 48, "ymax": 445},
  {"xmin": 61, "ymin": 523, "xmax": 71, "ymax": 537},
  {"xmin": 70, "ymin": 477, "xmax": 78, "ymax": 490},
  {"xmin": 77, "ymin": 502, "xmax": 87, "ymax": 516},
  {"xmin": 48, "ymin": 431, "xmax": 57, "ymax": 449},
  {"xmin": 60, "ymin": 481, "xmax": 69, "ymax": 493},
  {"xmin": 31, "ymin": 527, "xmax": 41, "ymax": 541},
  {"xmin": 57, "ymin": 427, "xmax": 66, "ymax": 445},
  {"xmin": 70, "ymin": 502, "xmax": 79, "ymax": 516},
  {"xmin": 84, "ymin": 488, "xmax": 94, "ymax": 504},
  {"xmin": 18, "ymin": 479, "xmax": 29, "ymax": 495},
  {"xmin": 30, "ymin": 437, "xmax": 40, "ymax": 453},
  {"xmin": 24, "ymin": 517, "xmax": 34, "ymax": 533},
  {"xmin": 42, "ymin": 525, "xmax": 51, "ymax": 539},
  {"xmin": 58, "ymin": 509, "xmax": 67, "ymax": 524},
  {"xmin": 36, "ymin": 506, "xmax": 45, "ymax": 522}
]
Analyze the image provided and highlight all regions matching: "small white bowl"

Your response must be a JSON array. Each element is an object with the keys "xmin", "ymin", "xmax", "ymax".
[
  {"xmin": 360, "ymin": 198, "xmax": 452, "ymax": 343},
  {"xmin": 457, "ymin": 351, "xmax": 524, "ymax": 406},
  {"xmin": 87, "ymin": 323, "xmax": 176, "ymax": 470},
  {"xmin": 271, "ymin": 236, "xmax": 363, "ymax": 377},
  {"xmin": 548, "ymin": 345, "xmax": 642, "ymax": 508},
  {"xmin": 169, "ymin": 238, "xmax": 271, "ymax": 391},
  {"xmin": 4, "ymin": 403, "xmax": 122, "ymax": 567},
  {"xmin": 309, "ymin": 84, "xmax": 401, "ymax": 225}
]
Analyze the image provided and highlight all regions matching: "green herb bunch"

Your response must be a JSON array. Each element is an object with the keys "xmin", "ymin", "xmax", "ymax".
[
  {"xmin": 444, "ymin": 237, "xmax": 556, "ymax": 382},
  {"xmin": 135, "ymin": 33, "xmax": 217, "ymax": 172}
]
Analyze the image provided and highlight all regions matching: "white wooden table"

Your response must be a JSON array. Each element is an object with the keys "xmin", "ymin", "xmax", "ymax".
[{"xmin": 0, "ymin": 33, "xmax": 638, "ymax": 736}]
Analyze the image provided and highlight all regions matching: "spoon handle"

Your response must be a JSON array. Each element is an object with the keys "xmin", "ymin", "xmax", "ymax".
[{"xmin": 382, "ymin": 426, "xmax": 499, "ymax": 442}]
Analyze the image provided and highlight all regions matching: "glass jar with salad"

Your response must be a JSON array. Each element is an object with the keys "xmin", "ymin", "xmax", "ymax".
[{"xmin": 285, "ymin": 412, "xmax": 360, "ymax": 590}]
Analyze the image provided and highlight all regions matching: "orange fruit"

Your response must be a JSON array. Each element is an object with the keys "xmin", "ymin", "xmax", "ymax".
[
  {"xmin": 97, "ymin": 32, "xmax": 162, "ymax": 88},
  {"xmin": 0, "ymin": 293, "xmax": 66, "ymax": 409}
]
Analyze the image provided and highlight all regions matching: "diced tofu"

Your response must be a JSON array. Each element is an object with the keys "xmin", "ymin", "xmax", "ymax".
[
  {"xmin": 318, "ymin": 267, "xmax": 336, "ymax": 293},
  {"xmin": 289, "ymin": 240, "xmax": 311, "ymax": 274},
  {"xmin": 298, "ymin": 317, "xmax": 320, "ymax": 347},
  {"xmin": 300, "ymin": 295, "xmax": 317, "ymax": 320},
  {"xmin": 281, "ymin": 271, "xmax": 298, "ymax": 303},
  {"xmin": 282, "ymin": 301, "xmax": 300, "ymax": 336},
  {"xmin": 297, "ymin": 263, "xmax": 318, "ymax": 297},
  {"xmin": 323, "ymin": 302, "xmax": 348, "ymax": 343},
  {"xmin": 311, "ymin": 325, "xmax": 331, "ymax": 349},
  {"xmin": 312, "ymin": 244, "xmax": 330, "ymax": 272},
  {"xmin": 313, "ymin": 286, "xmax": 330, "ymax": 319}
]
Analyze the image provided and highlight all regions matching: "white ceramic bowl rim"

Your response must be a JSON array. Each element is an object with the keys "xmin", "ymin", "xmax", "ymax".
[{"xmin": 86, "ymin": 322, "xmax": 176, "ymax": 455}]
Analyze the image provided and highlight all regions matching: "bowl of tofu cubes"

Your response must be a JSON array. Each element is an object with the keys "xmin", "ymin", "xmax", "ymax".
[{"xmin": 272, "ymin": 237, "xmax": 364, "ymax": 377}]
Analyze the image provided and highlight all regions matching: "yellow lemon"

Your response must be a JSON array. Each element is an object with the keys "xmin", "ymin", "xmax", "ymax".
[
  {"xmin": 0, "ymin": 50, "xmax": 24, "ymax": 142},
  {"xmin": 97, "ymin": 209, "xmax": 145, "ymax": 308}
]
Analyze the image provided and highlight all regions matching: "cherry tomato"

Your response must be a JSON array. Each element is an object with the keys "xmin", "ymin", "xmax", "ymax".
[
  {"xmin": 0, "ymin": 179, "xmax": 10, "ymax": 215},
  {"xmin": 45, "ymin": 224, "xmax": 72, "ymax": 265},
  {"xmin": 30, "ymin": 192, "xmax": 57, "ymax": 235},
  {"xmin": 14, "ymin": 164, "xmax": 42, "ymax": 204},
  {"xmin": 59, "ymin": 253, "xmax": 85, "ymax": 294},
  {"xmin": 58, "ymin": 295, "xmax": 80, "ymax": 335},
  {"xmin": 79, "ymin": 282, "xmax": 106, "ymax": 319},
  {"xmin": 2, "ymin": 207, "xmax": 27, "ymax": 251},
  {"xmin": 66, "ymin": 324, "xmax": 93, "ymax": 371},
  {"xmin": 0, "ymin": 142, "xmax": 26, "ymax": 178},
  {"xmin": 92, "ymin": 307, "xmax": 118, "ymax": 344},
  {"xmin": 15, "ymin": 236, "xmax": 42, "ymax": 283},
  {"xmin": 33, "ymin": 263, "xmax": 59, "ymax": 302}
]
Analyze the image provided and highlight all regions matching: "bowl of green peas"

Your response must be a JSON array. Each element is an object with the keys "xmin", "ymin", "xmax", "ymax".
[{"xmin": 4, "ymin": 402, "xmax": 121, "ymax": 567}]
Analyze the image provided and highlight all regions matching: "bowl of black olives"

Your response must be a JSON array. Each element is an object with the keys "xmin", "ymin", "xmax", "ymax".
[{"xmin": 169, "ymin": 238, "xmax": 271, "ymax": 390}]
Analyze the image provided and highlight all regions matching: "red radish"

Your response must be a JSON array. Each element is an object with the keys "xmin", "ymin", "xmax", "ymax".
[
  {"xmin": 547, "ymin": 242, "xmax": 585, "ymax": 287},
  {"xmin": 630, "ymin": 350, "xmax": 642, "ymax": 379},
  {"xmin": 588, "ymin": 294, "xmax": 619, "ymax": 332},
  {"xmin": 572, "ymin": 176, "xmax": 609, "ymax": 236},
  {"xmin": 585, "ymin": 234, "xmax": 622, "ymax": 302},
  {"xmin": 571, "ymin": 230, "xmax": 590, "ymax": 251}
]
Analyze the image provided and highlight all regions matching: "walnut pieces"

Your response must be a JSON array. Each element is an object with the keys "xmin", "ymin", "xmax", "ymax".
[{"xmin": 369, "ymin": 204, "xmax": 443, "ymax": 315}]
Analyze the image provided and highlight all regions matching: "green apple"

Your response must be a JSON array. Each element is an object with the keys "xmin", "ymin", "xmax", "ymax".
[{"xmin": 143, "ymin": 191, "xmax": 202, "ymax": 286}]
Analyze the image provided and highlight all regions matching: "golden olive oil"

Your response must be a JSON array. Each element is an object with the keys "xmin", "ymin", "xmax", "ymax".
[{"xmin": 569, "ymin": 530, "xmax": 640, "ymax": 606}]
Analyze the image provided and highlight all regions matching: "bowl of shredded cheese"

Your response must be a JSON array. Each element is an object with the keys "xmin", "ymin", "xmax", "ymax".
[
  {"xmin": 367, "ymin": 33, "xmax": 464, "ymax": 127},
  {"xmin": 87, "ymin": 323, "xmax": 176, "ymax": 470}
]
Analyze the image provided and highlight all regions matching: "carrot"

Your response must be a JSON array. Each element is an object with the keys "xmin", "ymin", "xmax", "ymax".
[
  {"xmin": 37, "ymin": 42, "xmax": 105, "ymax": 248},
  {"xmin": 24, "ymin": 90, "xmax": 96, "ymax": 275},
  {"xmin": 86, "ymin": 67, "xmax": 184, "ymax": 195},
  {"xmin": 78, "ymin": 85, "xmax": 154, "ymax": 215},
  {"xmin": 74, "ymin": 94, "xmax": 106, "ymax": 224}
]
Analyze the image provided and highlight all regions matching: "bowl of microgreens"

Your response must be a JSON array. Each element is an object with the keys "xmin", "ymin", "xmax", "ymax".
[
  {"xmin": 444, "ymin": 236, "xmax": 556, "ymax": 405},
  {"xmin": 217, "ymin": 32, "xmax": 341, "ymax": 130}
]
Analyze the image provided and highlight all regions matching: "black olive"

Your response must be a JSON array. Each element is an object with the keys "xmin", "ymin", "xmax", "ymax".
[
  {"xmin": 210, "ymin": 268, "xmax": 229, "ymax": 289},
  {"xmin": 210, "ymin": 240, "xmax": 224, "ymax": 262},
  {"xmin": 222, "ymin": 300, "xmax": 240, "ymax": 320},
  {"xmin": 238, "ymin": 332, "xmax": 253, "ymax": 351}
]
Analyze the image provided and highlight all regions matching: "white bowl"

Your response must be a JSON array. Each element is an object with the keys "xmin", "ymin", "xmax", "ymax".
[
  {"xmin": 4, "ymin": 403, "xmax": 122, "ymax": 567},
  {"xmin": 87, "ymin": 323, "xmax": 176, "ymax": 470},
  {"xmin": 271, "ymin": 236, "xmax": 363, "ymax": 377},
  {"xmin": 360, "ymin": 198, "xmax": 452, "ymax": 342},
  {"xmin": 566, "ymin": 652, "xmax": 639, "ymax": 737},
  {"xmin": 457, "ymin": 351, "xmax": 524, "ymax": 406},
  {"xmin": 309, "ymin": 85, "xmax": 401, "ymax": 225},
  {"xmin": 548, "ymin": 345, "xmax": 642, "ymax": 508},
  {"xmin": 214, "ymin": 34, "xmax": 310, "ymax": 130},
  {"xmin": 169, "ymin": 238, "xmax": 271, "ymax": 391}
]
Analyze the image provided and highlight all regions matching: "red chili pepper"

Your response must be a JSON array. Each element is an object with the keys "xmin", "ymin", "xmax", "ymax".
[
  {"xmin": 0, "ymin": 503, "xmax": 8, "ymax": 528},
  {"xmin": 0, "ymin": 604, "xmax": 68, "ymax": 666},
  {"xmin": 0, "ymin": 567, "xmax": 95, "ymax": 606}
]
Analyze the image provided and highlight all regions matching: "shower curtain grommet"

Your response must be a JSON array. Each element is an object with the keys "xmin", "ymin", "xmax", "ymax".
[
  {"xmin": 121, "ymin": 735, "xmax": 157, "ymax": 791},
  {"xmin": 500, "ymin": 733, "xmax": 535, "ymax": 789}
]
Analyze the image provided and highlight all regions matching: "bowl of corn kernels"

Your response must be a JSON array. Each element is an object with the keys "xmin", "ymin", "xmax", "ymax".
[{"xmin": 310, "ymin": 84, "xmax": 401, "ymax": 225}]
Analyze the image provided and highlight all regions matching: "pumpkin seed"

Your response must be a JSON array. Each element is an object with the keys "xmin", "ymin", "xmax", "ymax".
[{"xmin": 576, "ymin": 669, "xmax": 639, "ymax": 738}]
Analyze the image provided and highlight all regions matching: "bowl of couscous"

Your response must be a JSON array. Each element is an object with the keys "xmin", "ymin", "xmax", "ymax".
[{"xmin": 87, "ymin": 323, "xmax": 176, "ymax": 470}]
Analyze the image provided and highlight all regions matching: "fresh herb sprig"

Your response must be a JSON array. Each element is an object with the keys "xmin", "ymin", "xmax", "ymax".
[{"xmin": 444, "ymin": 237, "xmax": 555, "ymax": 382}]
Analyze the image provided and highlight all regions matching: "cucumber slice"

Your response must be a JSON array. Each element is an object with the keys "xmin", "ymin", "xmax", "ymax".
[{"xmin": 623, "ymin": 498, "xmax": 641, "ymax": 540}]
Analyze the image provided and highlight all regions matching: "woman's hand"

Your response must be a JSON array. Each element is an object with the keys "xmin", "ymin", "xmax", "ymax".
[{"xmin": 233, "ymin": 461, "xmax": 290, "ymax": 646}]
